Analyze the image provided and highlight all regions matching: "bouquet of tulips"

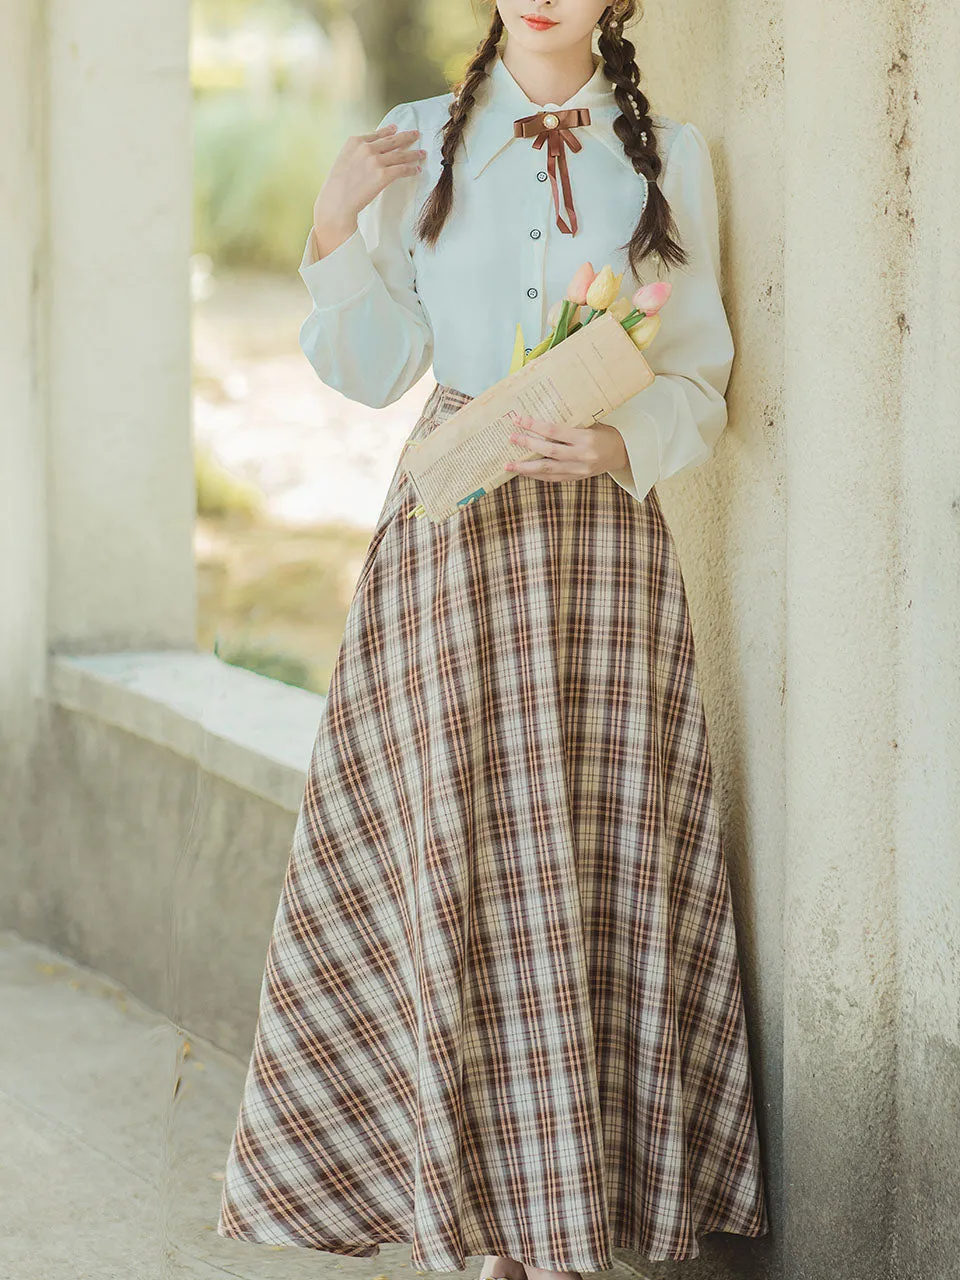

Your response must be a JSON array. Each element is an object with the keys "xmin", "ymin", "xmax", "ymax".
[
  {"xmin": 401, "ymin": 263, "xmax": 671, "ymax": 523},
  {"xmin": 507, "ymin": 261, "xmax": 671, "ymax": 374}
]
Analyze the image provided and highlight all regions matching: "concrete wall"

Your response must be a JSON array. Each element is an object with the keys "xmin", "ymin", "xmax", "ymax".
[
  {"xmin": 1, "ymin": 651, "xmax": 329, "ymax": 1057},
  {"xmin": 780, "ymin": 0, "xmax": 903, "ymax": 1267},
  {"xmin": 780, "ymin": 2, "xmax": 960, "ymax": 1274},
  {"xmin": 641, "ymin": 0, "xmax": 960, "ymax": 1277},
  {"xmin": 11, "ymin": 703, "xmax": 296, "ymax": 1059},
  {"xmin": 891, "ymin": 1, "xmax": 960, "ymax": 1273}
]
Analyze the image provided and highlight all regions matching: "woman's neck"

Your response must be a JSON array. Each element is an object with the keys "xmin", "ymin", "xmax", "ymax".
[{"xmin": 499, "ymin": 40, "xmax": 598, "ymax": 108}]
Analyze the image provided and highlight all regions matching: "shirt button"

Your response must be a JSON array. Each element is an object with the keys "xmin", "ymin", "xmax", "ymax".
[
  {"xmin": 530, "ymin": 228, "xmax": 541, "ymax": 239},
  {"xmin": 527, "ymin": 287, "xmax": 538, "ymax": 299},
  {"xmin": 536, "ymin": 170, "xmax": 548, "ymax": 182}
]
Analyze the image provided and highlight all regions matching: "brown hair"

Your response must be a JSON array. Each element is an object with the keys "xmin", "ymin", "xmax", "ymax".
[{"xmin": 413, "ymin": 1, "xmax": 688, "ymax": 276}]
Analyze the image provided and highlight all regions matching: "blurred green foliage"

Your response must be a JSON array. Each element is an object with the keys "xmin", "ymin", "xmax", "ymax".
[
  {"xmin": 193, "ymin": 93, "xmax": 338, "ymax": 273},
  {"xmin": 192, "ymin": 0, "xmax": 486, "ymax": 271}
]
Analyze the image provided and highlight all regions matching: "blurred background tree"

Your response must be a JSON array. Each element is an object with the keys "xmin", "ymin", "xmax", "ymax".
[{"xmin": 304, "ymin": 0, "xmax": 444, "ymax": 111}]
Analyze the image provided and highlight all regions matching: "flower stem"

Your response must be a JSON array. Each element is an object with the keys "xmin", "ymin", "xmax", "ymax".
[
  {"xmin": 621, "ymin": 311, "xmax": 648, "ymax": 331},
  {"xmin": 546, "ymin": 299, "xmax": 573, "ymax": 350}
]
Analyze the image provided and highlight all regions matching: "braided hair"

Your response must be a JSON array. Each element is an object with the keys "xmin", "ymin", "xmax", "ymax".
[{"xmin": 414, "ymin": 1, "xmax": 687, "ymax": 276}]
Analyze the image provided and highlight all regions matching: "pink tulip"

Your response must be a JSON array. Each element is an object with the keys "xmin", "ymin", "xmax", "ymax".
[
  {"xmin": 630, "ymin": 280, "xmax": 672, "ymax": 316},
  {"xmin": 566, "ymin": 262, "xmax": 597, "ymax": 306}
]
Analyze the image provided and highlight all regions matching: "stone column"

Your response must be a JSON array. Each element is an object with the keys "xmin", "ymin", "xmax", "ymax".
[
  {"xmin": 45, "ymin": 0, "xmax": 196, "ymax": 653},
  {"xmin": 892, "ymin": 2, "xmax": 960, "ymax": 1275},
  {"xmin": 0, "ymin": 0, "xmax": 48, "ymax": 741},
  {"xmin": 781, "ymin": 0, "xmax": 904, "ymax": 1275}
]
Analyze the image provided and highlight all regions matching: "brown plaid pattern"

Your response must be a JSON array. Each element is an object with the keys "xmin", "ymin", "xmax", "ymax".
[{"xmin": 217, "ymin": 381, "xmax": 770, "ymax": 1271}]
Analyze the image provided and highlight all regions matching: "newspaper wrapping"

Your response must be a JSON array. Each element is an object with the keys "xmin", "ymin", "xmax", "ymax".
[{"xmin": 399, "ymin": 310, "xmax": 655, "ymax": 523}]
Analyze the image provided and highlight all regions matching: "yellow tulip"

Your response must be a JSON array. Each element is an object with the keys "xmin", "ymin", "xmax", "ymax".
[
  {"xmin": 607, "ymin": 297, "xmax": 633, "ymax": 322},
  {"xmin": 585, "ymin": 265, "xmax": 622, "ymax": 312},
  {"xmin": 626, "ymin": 312, "xmax": 661, "ymax": 349}
]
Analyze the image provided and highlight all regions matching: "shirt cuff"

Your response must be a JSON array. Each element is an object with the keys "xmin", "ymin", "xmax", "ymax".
[
  {"xmin": 298, "ymin": 225, "xmax": 379, "ymax": 311},
  {"xmin": 602, "ymin": 401, "xmax": 662, "ymax": 506}
]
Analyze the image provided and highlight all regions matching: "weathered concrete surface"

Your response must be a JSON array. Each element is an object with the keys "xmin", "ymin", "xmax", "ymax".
[
  {"xmin": 779, "ymin": 0, "xmax": 905, "ymax": 1271},
  {"xmin": 4, "ymin": 697, "xmax": 303, "ymax": 1061},
  {"xmin": 2, "ymin": 657, "xmax": 332, "ymax": 1063},
  {"xmin": 44, "ymin": 0, "xmax": 196, "ymax": 655},
  {"xmin": 891, "ymin": 1, "xmax": 960, "ymax": 1276}
]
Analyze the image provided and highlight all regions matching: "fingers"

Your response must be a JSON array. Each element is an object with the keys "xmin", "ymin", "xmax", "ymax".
[
  {"xmin": 506, "ymin": 415, "xmax": 599, "ymax": 479},
  {"xmin": 356, "ymin": 122, "xmax": 404, "ymax": 143},
  {"xmin": 366, "ymin": 125, "xmax": 425, "ymax": 166},
  {"xmin": 382, "ymin": 146, "xmax": 426, "ymax": 171},
  {"xmin": 512, "ymin": 414, "xmax": 581, "ymax": 445},
  {"xmin": 508, "ymin": 415, "xmax": 580, "ymax": 456},
  {"xmin": 509, "ymin": 431, "xmax": 568, "ymax": 460},
  {"xmin": 505, "ymin": 457, "xmax": 591, "ymax": 480}
]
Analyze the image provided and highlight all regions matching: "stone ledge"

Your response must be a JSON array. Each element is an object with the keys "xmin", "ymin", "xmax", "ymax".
[{"xmin": 48, "ymin": 651, "xmax": 323, "ymax": 813}]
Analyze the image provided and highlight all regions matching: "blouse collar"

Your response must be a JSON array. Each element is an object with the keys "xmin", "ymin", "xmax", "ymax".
[{"xmin": 461, "ymin": 49, "xmax": 636, "ymax": 180}]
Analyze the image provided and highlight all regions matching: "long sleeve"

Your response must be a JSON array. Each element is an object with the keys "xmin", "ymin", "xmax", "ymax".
[
  {"xmin": 297, "ymin": 101, "xmax": 435, "ymax": 409},
  {"xmin": 603, "ymin": 121, "xmax": 735, "ymax": 504}
]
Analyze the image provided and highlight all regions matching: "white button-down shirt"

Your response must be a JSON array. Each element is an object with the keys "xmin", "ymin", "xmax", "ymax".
[{"xmin": 298, "ymin": 48, "xmax": 734, "ymax": 506}]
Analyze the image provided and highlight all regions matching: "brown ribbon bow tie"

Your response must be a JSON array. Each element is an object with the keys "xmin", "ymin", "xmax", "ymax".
[{"xmin": 513, "ymin": 107, "xmax": 592, "ymax": 236}]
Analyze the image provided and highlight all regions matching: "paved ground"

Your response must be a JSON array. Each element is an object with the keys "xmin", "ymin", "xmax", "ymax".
[{"xmin": 0, "ymin": 930, "xmax": 457, "ymax": 1280}]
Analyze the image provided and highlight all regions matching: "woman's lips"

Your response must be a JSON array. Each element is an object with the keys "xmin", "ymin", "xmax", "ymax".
[{"xmin": 522, "ymin": 14, "xmax": 558, "ymax": 29}]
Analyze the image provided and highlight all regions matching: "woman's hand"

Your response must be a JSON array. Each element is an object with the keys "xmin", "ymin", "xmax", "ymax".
[
  {"xmin": 311, "ymin": 122, "xmax": 426, "ymax": 258},
  {"xmin": 504, "ymin": 415, "xmax": 630, "ymax": 482}
]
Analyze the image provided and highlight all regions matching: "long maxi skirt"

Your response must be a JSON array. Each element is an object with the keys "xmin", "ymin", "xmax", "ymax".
[{"xmin": 216, "ymin": 381, "xmax": 771, "ymax": 1272}]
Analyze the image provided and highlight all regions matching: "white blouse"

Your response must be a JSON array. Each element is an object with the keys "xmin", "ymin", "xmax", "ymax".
[{"xmin": 297, "ymin": 48, "xmax": 734, "ymax": 507}]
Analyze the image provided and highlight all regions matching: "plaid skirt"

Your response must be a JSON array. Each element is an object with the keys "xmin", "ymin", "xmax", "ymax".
[{"xmin": 216, "ymin": 381, "xmax": 770, "ymax": 1272}]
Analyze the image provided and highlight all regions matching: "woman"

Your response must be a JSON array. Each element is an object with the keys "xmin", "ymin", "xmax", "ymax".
[{"xmin": 217, "ymin": 2, "xmax": 771, "ymax": 1276}]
